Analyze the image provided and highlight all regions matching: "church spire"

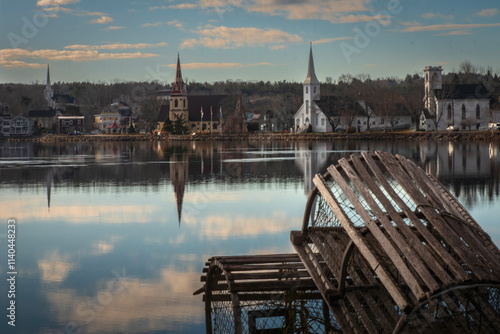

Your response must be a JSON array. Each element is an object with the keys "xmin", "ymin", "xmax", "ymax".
[
  {"xmin": 303, "ymin": 43, "xmax": 319, "ymax": 85},
  {"xmin": 46, "ymin": 64, "xmax": 51, "ymax": 88},
  {"xmin": 171, "ymin": 53, "xmax": 186, "ymax": 95}
]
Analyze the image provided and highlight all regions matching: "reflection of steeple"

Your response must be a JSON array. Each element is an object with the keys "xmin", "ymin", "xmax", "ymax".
[
  {"xmin": 170, "ymin": 147, "xmax": 189, "ymax": 225},
  {"xmin": 294, "ymin": 142, "xmax": 329, "ymax": 194},
  {"xmin": 47, "ymin": 170, "xmax": 52, "ymax": 212}
]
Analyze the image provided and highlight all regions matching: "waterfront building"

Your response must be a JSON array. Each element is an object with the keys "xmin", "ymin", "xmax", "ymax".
[
  {"xmin": 420, "ymin": 66, "xmax": 491, "ymax": 131},
  {"xmin": 157, "ymin": 54, "xmax": 224, "ymax": 134}
]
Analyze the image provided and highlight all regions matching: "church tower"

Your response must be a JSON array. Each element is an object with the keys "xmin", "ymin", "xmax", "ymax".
[
  {"xmin": 424, "ymin": 66, "xmax": 442, "ymax": 109},
  {"xmin": 303, "ymin": 43, "xmax": 320, "ymax": 120},
  {"xmin": 169, "ymin": 54, "xmax": 189, "ymax": 123},
  {"xmin": 44, "ymin": 64, "xmax": 54, "ymax": 109}
]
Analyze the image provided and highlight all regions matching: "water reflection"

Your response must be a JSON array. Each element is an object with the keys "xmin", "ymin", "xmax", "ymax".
[{"xmin": 0, "ymin": 140, "xmax": 499, "ymax": 333}]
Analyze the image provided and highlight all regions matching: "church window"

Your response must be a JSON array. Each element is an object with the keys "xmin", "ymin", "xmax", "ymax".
[
  {"xmin": 461, "ymin": 105, "xmax": 466, "ymax": 119},
  {"xmin": 476, "ymin": 104, "xmax": 480, "ymax": 119},
  {"xmin": 175, "ymin": 99, "xmax": 178, "ymax": 108},
  {"xmin": 296, "ymin": 118, "xmax": 300, "ymax": 125},
  {"xmin": 306, "ymin": 100, "xmax": 309, "ymax": 114},
  {"xmin": 314, "ymin": 86, "xmax": 316, "ymax": 94},
  {"xmin": 306, "ymin": 87, "xmax": 308, "ymax": 94},
  {"xmin": 321, "ymin": 118, "xmax": 325, "ymax": 126},
  {"xmin": 447, "ymin": 105, "xmax": 452, "ymax": 120},
  {"xmin": 305, "ymin": 117, "xmax": 310, "ymax": 124}
]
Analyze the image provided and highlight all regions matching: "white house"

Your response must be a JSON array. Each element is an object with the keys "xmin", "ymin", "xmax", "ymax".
[
  {"xmin": 421, "ymin": 66, "xmax": 491, "ymax": 131},
  {"xmin": 294, "ymin": 45, "xmax": 331, "ymax": 133}
]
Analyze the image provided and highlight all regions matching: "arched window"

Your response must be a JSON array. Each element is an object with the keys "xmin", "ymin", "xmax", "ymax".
[
  {"xmin": 306, "ymin": 100, "xmax": 309, "ymax": 114},
  {"xmin": 476, "ymin": 104, "xmax": 480, "ymax": 119},
  {"xmin": 296, "ymin": 118, "xmax": 300, "ymax": 125},
  {"xmin": 447, "ymin": 105, "xmax": 452, "ymax": 120},
  {"xmin": 321, "ymin": 118, "xmax": 325, "ymax": 126},
  {"xmin": 314, "ymin": 86, "xmax": 316, "ymax": 93},
  {"xmin": 175, "ymin": 99, "xmax": 178, "ymax": 108},
  {"xmin": 305, "ymin": 117, "xmax": 310, "ymax": 124},
  {"xmin": 305, "ymin": 87, "xmax": 308, "ymax": 94},
  {"xmin": 461, "ymin": 105, "xmax": 466, "ymax": 119}
]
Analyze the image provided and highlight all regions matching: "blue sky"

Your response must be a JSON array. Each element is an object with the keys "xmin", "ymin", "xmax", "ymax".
[{"xmin": 1, "ymin": 0, "xmax": 499, "ymax": 84}]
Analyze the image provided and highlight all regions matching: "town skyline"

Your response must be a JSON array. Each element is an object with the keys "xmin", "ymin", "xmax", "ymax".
[{"xmin": 1, "ymin": 0, "xmax": 500, "ymax": 84}]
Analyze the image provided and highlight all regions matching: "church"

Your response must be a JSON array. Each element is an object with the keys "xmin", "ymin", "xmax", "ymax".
[
  {"xmin": 294, "ymin": 45, "xmax": 331, "ymax": 133},
  {"xmin": 157, "ymin": 54, "xmax": 225, "ymax": 134},
  {"xmin": 420, "ymin": 66, "xmax": 491, "ymax": 131}
]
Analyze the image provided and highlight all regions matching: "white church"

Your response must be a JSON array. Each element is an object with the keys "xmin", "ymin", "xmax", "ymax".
[
  {"xmin": 294, "ymin": 45, "xmax": 331, "ymax": 133},
  {"xmin": 420, "ymin": 66, "xmax": 491, "ymax": 131}
]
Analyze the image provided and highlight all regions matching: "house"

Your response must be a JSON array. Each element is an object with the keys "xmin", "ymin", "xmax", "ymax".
[
  {"xmin": 421, "ymin": 66, "xmax": 491, "ymax": 130},
  {"xmin": 28, "ymin": 109, "xmax": 60, "ymax": 131},
  {"xmin": 157, "ymin": 54, "xmax": 224, "ymax": 134},
  {"xmin": 0, "ymin": 103, "xmax": 12, "ymax": 137},
  {"xmin": 294, "ymin": 44, "xmax": 331, "ymax": 133},
  {"xmin": 94, "ymin": 101, "xmax": 132, "ymax": 133},
  {"xmin": 10, "ymin": 115, "xmax": 32, "ymax": 136},
  {"xmin": 58, "ymin": 116, "xmax": 84, "ymax": 134}
]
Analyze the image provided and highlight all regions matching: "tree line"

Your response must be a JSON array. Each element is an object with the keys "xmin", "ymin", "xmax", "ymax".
[{"xmin": 1, "ymin": 60, "xmax": 499, "ymax": 132}]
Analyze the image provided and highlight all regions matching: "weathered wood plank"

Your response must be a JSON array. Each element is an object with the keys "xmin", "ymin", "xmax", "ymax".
[
  {"xmin": 228, "ymin": 270, "xmax": 311, "ymax": 280},
  {"xmin": 362, "ymin": 152, "xmax": 467, "ymax": 283},
  {"xmin": 340, "ymin": 157, "xmax": 440, "ymax": 293},
  {"xmin": 313, "ymin": 173, "xmax": 410, "ymax": 312},
  {"xmin": 372, "ymin": 152, "xmax": 476, "ymax": 282},
  {"xmin": 350, "ymin": 154, "xmax": 454, "ymax": 288},
  {"xmin": 346, "ymin": 292, "xmax": 380, "ymax": 334},
  {"xmin": 326, "ymin": 162, "xmax": 426, "ymax": 301}
]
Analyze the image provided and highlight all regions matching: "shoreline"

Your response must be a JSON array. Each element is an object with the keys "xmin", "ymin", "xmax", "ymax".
[{"xmin": 3, "ymin": 131, "xmax": 500, "ymax": 143}]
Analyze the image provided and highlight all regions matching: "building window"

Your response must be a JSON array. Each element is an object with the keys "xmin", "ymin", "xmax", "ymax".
[
  {"xmin": 314, "ymin": 86, "xmax": 316, "ymax": 94},
  {"xmin": 447, "ymin": 105, "xmax": 452, "ymax": 120},
  {"xmin": 306, "ymin": 100, "xmax": 309, "ymax": 114},
  {"xmin": 183, "ymin": 99, "xmax": 186, "ymax": 107},
  {"xmin": 175, "ymin": 99, "xmax": 178, "ymax": 108},
  {"xmin": 476, "ymin": 104, "xmax": 480, "ymax": 119},
  {"xmin": 462, "ymin": 104, "xmax": 466, "ymax": 120},
  {"xmin": 213, "ymin": 123, "xmax": 217, "ymax": 129},
  {"xmin": 202, "ymin": 123, "xmax": 206, "ymax": 130},
  {"xmin": 321, "ymin": 118, "xmax": 325, "ymax": 126},
  {"xmin": 305, "ymin": 117, "xmax": 309, "ymax": 124},
  {"xmin": 296, "ymin": 118, "xmax": 300, "ymax": 125},
  {"xmin": 306, "ymin": 87, "xmax": 308, "ymax": 94},
  {"xmin": 381, "ymin": 118, "xmax": 385, "ymax": 125}
]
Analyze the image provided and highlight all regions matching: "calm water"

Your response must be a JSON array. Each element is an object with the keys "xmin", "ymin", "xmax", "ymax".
[{"xmin": 0, "ymin": 140, "xmax": 499, "ymax": 333}]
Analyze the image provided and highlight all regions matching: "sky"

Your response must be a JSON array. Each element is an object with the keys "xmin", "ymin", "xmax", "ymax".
[{"xmin": 0, "ymin": 0, "xmax": 499, "ymax": 85}]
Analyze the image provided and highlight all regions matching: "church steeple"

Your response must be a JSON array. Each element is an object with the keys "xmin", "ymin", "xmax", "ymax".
[
  {"xmin": 44, "ymin": 64, "xmax": 54, "ymax": 108},
  {"xmin": 303, "ymin": 43, "xmax": 320, "ymax": 103},
  {"xmin": 171, "ymin": 53, "xmax": 186, "ymax": 95},
  {"xmin": 304, "ymin": 43, "xmax": 319, "ymax": 85}
]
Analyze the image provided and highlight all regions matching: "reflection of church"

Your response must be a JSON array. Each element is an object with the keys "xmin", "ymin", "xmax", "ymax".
[
  {"xmin": 170, "ymin": 148, "xmax": 189, "ymax": 224},
  {"xmin": 294, "ymin": 142, "xmax": 329, "ymax": 194}
]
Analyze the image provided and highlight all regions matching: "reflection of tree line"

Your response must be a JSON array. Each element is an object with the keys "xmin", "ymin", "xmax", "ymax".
[{"xmin": 1, "ymin": 140, "xmax": 499, "ymax": 208}]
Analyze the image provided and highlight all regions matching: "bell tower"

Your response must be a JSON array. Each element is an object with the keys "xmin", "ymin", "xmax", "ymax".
[
  {"xmin": 424, "ymin": 66, "xmax": 442, "ymax": 110},
  {"xmin": 169, "ymin": 53, "xmax": 188, "ymax": 122}
]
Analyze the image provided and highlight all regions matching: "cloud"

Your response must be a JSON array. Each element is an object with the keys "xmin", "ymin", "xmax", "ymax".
[
  {"xmin": 107, "ymin": 26, "xmax": 126, "ymax": 30},
  {"xmin": 142, "ymin": 22, "xmax": 164, "ymax": 27},
  {"xmin": 477, "ymin": 8, "xmax": 499, "ymax": 17},
  {"xmin": 401, "ymin": 22, "xmax": 500, "ymax": 32},
  {"xmin": 168, "ymin": 20, "xmax": 184, "ymax": 30},
  {"xmin": 90, "ymin": 15, "xmax": 113, "ymax": 24},
  {"xmin": 37, "ymin": 250, "xmax": 74, "ymax": 283},
  {"xmin": 165, "ymin": 62, "xmax": 272, "ymax": 69},
  {"xmin": 41, "ymin": 6, "xmax": 73, "ymax": 13},
  {"xmin": 437, "ymin": 30, "xmax": 473, "ymax": 36},
  {"xmin": 64, "ymin": 42, "xmax": 167, "ymax": 50},
  {"xmin": 36, "ymin": 0, "xmax": 79, "ymax": 6},
  {"xmin": 169, "ymin": 3, "xmax": 197, "ymax": 9},
  {"xmin": 180, "ymin": 25, "xmax": 302, "ymax": 49},
  {"xmin": 312, "ymin": 36, "xmax": 353, "ymax": 45},
  {"xmin": 421, "ymin": 12, "xmax": 454, "ymax": 20}
]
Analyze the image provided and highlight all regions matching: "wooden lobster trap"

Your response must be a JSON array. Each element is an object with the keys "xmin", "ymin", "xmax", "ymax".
[
  {"xmin": 291, "ymin": 151, "xmax": 500, "ymax": 333},
  {"xmin": 196, "ymin": 152, "xmax": 500, "ymax": 333}
]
